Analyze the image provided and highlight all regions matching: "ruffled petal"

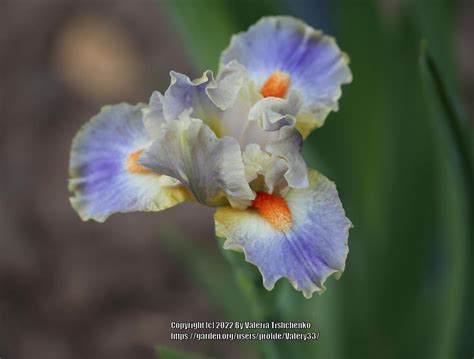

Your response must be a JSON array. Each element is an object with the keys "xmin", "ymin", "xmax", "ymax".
[
  {"xmin": 145, "ymin": 61, "xmax": 246, "ymax": 137},
  {"xmin": 139, "ymin": 112, "xmax": 255, "ymax": 209},
  {"xmin": 220, "ymin": 16, "xmax": 352, "ymax": 137},
  {"xmin": 218, "ymin": 79, "xmax": 272, "ymax": 148},
  {"xmin": 141, "ymin": 65, "xmax": 308, "ymax": 205},
  {"xmin": 142, "ymin": 91, "xmax": 165, "ymax": 138},
  {"xmin": 69, "ymin": 104, "xmax": 190, "ymax": 222},
  {"xmin": 218, "ymin": 79, "xmax": 302, "ymax": 153},
  {"xmin": 248, "ymin": 90, "xmax": 302, "ymax": 131},
  {"xmin": 207, "ymin": 60, "xmax": 248, "ymax": 111},
  {"xmin": 242, "ymin": 144, "xmax": 304, "ymax": 195},
  {"xmin": 219, "ymin": 80, "xmax": 307, "ymax": 191},
  {"xmin": 242, "ymin": 143, "xmax": 273, "ymax": 183},
  {"xmin": 266, "ymin": 126, "xmax": 308, "ymax": 189},
  {"xmin": 164, "ymin": 70, "xmax": 220, "ymax": 123},
  {"xmin": 215, "ymin": 169, "xmax": 351, "ymax": 298}
]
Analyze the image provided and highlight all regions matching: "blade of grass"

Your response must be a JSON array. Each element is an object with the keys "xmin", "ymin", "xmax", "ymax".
[
  {"xmin": 158, "ymin": 226, "xmax": 248, "ymax": 320},
  {"xmin": 216, "ymin": 236, "xmax": 286, "ymax": 359},
  {"xmin": 157, "ymin": 0, "xmax": 236, "ymax": 72},
  {"xmin": 419, "ymin": 41, "xmax": 473, "ymax": 192},
  {"xmin": 419, "ymin": 40, "xmax": 473, "ymax": 359},
  {"xmin": 156, "ymin": 345, "xmax": 211, "ymax": 359}
]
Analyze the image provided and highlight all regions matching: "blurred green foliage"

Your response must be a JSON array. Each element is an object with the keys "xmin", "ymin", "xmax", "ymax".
[
  {"xmin": 156, "ymin": 0, "xmax": 473, "ymax": 358},
  {"xmin": 156, "ymin": 345, "xmax": 210, "ymax": 359}
]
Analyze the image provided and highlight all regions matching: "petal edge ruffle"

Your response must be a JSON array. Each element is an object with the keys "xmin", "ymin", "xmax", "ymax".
[
  {"xmin": 140, "ymin": 112, "xmax": 255, "ymax": 209},
  {"xmin": 215, "ymin": 169, "xmax": 351, "ymax": 298},
  {"xmin": 69, "ymin": 103, "xmax": 190, "ymax": 222},
  {"xmin": 220, "ymin": 16, "xmax": 352, "ymax": 138}
]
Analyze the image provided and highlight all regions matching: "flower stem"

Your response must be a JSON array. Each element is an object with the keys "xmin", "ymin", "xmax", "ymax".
[{"xmin": 217, "ymin": 236, "xmax": 285, "ymax": 359}]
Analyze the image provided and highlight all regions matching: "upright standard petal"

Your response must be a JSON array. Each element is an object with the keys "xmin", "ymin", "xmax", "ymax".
[
  {"xmin": 143, "ymin": 68, "xmax": 308, "ymax": 202},
  {"xmin": 241, "ymin": 144, "xmax": 288, "ymax": 195},
  {"xmin": 266, "ymin": 126, "xmax": 308, "ymax": 189},
  {"xmin": 241, "ymin": 142, "xmax": 307, "ymax": 196},
  {"xmin": 147, "ymin": 61, "xmax": 246, "ymax": 136},
  {"xmin": 221, "ymin": 81, "xmax": 308, "ymax": 192},
  {"xmin": 69, "ymin": 103, "xmax": 190, "ymax": 222},
  {"xmin": 139, "ymin": 113, "xmax": 255, "ymax": 209},
  {"xmin": 248, "ymin": 90, "xmax": 302, "ymax": 131},
  {"xmin": 142, "ymin": 91, "xmax": 165, "ymax": 138},
  {"xmin": 220, "ymin": 16, "xmax": 352, "ymax": 137},
  {"xmin": 215, "ymin": 169, "xmax": 351, "ymax": 298}
]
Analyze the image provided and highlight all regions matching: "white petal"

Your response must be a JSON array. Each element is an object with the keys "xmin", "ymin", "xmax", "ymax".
[
  {"xmin": 266, "ymin": 126, "xmax": 309, "ymax": 189},
  {"xmin": 248, "ymin": 90, "xmax": 302, "ymax": 131},
  {"xmin": 140, "ymin": 114, "xmax": 255, "ymax": 209}
]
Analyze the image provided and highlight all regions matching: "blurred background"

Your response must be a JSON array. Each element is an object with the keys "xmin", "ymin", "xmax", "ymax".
[{"xmin": 0, "ymin": 0, "xmax": 472, "ymax": 358}]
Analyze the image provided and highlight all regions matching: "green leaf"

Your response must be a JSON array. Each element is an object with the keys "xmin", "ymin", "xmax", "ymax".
[
  {"xmin": 215, "ymin": 236, "xmax": 284, "ymax": 359},
  {"xmin": 155, "ymin": 345, "xmax": 211, "ymax": 359},
  {"xmin": 157, "ymin": 0, "xmax": 237, "ymax": 72},
  {"xmin": 418, "ymin": 41, "xmax": 473, "ymax": 359},
  {"xmin": 157, "ymin": 0, "xmax": 287, "ymax": 73},
  {"xmin": 418, "ymin": 41, "xmax": 473, "ymax": 196},
  {"xmin": 313, "ymin": 1, "xmax": 469, "ymax": 358},
  {"xmin": 158, "ymin": 226, "xmax": 248, "ymax": 320}
]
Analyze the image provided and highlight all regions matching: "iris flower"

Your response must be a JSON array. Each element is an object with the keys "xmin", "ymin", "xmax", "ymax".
[{"xmin": 69, "ymin": 16, "xmax": 352, "ymax": 298}]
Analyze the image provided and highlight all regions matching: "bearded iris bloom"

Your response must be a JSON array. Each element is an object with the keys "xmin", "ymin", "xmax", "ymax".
[{"xmin": 68, "ymin": 16, "xmax": 352, "ymax": 298}]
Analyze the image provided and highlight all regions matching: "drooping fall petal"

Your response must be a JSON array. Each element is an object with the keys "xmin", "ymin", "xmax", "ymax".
[
  {"xmin": 215, "ymin": 169, "xmax": 351, "ymax": 298},
  {"xmin": 69, "ymin": 103, "xmax": 190, "ymax": 222}
]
